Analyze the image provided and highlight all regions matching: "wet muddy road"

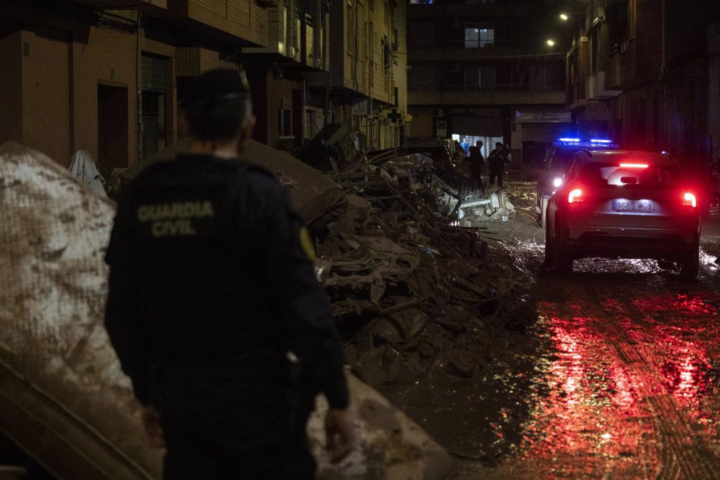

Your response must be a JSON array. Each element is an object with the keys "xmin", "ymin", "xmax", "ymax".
[
  {"xmin": 384, "ymin": 182, "xmax": 720, "ymax": 479},
  {"xmin": 459, "ymin": 186, "xmax": 720, "ymax": 479},
  {"xmin": 470, "ymin": 264, "xmax": 720, "ymax": 478}
]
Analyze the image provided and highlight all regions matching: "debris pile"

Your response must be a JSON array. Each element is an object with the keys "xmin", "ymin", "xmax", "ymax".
[
  {"xmin": 301, "ymin": 147, "xmax": 537, "ymax": 389},
  {"xmin": 443, "ymin": 186, "xmax": 517, "ymax": 225},
  {"xmin": 124, "ymin": 134, "xmax": 537, "ymax": 391},
  {"xmin": 0, "ymin": 143, "xmax": 455, "ymax": 480}
]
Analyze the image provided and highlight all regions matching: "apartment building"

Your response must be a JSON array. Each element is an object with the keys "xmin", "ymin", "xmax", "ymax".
[
  {"xmin": 405, "ymin": 0, "xmax": 569, "ymax": 162},
  {"xmin": 243, "ymin": 0, "xmax": 331, "ymax": 147},
  {"xmin": 567, "ymin": 0, "xmax": 720, "ymax": 161},
  {"xmin": 0, "ymin": 0, "xmax": 327, "ymax": 175},
  {"xmin": 306, "ymin": 0, "xmax": 409, "ymax": 151}
]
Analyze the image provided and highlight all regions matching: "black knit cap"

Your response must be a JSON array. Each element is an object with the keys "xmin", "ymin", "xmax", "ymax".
[{"xmin": 180, "ymin": 68, "xmax": 251, "ymax": 109}]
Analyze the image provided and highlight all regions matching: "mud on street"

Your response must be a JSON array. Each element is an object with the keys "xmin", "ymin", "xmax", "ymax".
[{"xmin": 375, "ymin": 176, "xmax": 720, "ymax": 480}]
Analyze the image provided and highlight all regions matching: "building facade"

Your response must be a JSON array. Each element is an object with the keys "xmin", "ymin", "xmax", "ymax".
[
  {"xmin": 243, "ymin": 0, "xmax": 332, "ymax": 148},
  {"xmin": 568, "ymin": 0, "xmax": 720, "ymax": 161},
  {"xmin": 0, "ymin": 0, "xmax": 343, "ymax": 176},
  {"xmin": 306, "ymin": 0, "xmax": 409, "ymax": 151},
  {"xmin": 405, "ymin": 0, "xmax": 570, "ymax": 162}
]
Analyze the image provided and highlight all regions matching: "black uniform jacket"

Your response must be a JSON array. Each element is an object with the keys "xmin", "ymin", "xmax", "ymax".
[
  {"xmin": 104, "ymin": 154, "xmax": 349, "ymax": 410},
  {"xmin": 488, "ymin": 149, "xmax": 506, "ymax": 171}
]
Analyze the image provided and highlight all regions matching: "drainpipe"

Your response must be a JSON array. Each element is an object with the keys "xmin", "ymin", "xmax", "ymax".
[{"xmin": 136, "ymin": 11, "xmax": 143, "ymax": 164}]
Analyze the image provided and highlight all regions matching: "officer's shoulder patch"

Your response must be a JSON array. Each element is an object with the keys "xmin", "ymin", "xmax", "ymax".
[{"xmin": 299, "ymin": 226, "xmax": 316, "ymax": 261}]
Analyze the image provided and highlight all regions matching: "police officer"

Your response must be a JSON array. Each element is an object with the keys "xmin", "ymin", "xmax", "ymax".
[
  {"xmin": 104, "ymin": 69, "xmax": 355, "ymax": 479},
  {"xmin": 488, "ymin": 142, "xmax": 509, "ymax": 188}
]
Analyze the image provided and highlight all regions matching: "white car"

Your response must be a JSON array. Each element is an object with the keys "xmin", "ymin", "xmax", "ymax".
[
  {"xmin": 536, "ymin": 138, "xmax": 619, "ymax": 228},
  {"xmin": 544, "ymin": 150, "xmax": 701, "ymax": 281}
]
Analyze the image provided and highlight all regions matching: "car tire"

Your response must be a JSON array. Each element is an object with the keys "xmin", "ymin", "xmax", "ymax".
[
  {"xmin": 543, "ymin": 218, "xmax": 556, "ymax": 269},
  {"xmin": 679, "ymin": 245, "xmax": 700, "ymax": 283},
  {"xmin": 540, "ymin": 196, "xmax": 549, "ymax": 230},
  {"xmin": 552, "ymin": 223, "xmax": 573, "ymax": 274}
]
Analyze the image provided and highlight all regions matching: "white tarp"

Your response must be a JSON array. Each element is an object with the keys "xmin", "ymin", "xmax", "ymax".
[{"xmin": 68, "ymin": 149, "xmax": 106, "ymax": 196}]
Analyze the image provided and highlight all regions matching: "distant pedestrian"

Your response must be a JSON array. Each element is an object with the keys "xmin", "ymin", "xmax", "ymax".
[
  {"xmin": 454, "ymin": 140, "xmax": 465, "ymax": 155},
  {"xmin": 488, "ymin": 142, "xmax": 509, "ymax": 188},
  {"xmin": 454, "ymin": 140, "xmax": 467, "ymax": 172},
  {"xmin": 469, "ymin": 141, "xmax": 484, "ymax": 182}
]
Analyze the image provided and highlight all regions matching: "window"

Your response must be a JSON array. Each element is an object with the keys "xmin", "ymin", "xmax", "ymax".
[
  {"xmin": 409, "ymin": 0, "xmax": 434, "ymax": 4},
  {"xmin": 364, "ymin": 21, "xmax": 369, "ymax": 58},
  {"xmin": 141, "ymin": 53, "xmax": 169, "ymax": 159},
  {"xmin": 368, "ymin": 21, "xmax": 375, "ymax": 64},
  {"xmin": 579, "ymin": 163, "xmax": 681, "ymax": 189},
  {"xmin": 369, "ymin": 0, "xmax": 374, "ymax": 10},
  {"xmin": 529, "ymin": 65, "xmax": 549, "ymax": 91},
  {"xmin": 408, "ymin": 21, "xmax": 435, "ymax": 48},
  {"xmin": 465, "ymin": 25, "xmax": 494, "ymax": 48},
  {"xmin": 382, "ymin": 35, "xmax": 390, "ymax": 75},
  {"xmin": 591, "ymin": 29, "xmax": 599, "ymax": 73},
  {"xmin": 279, "ymin": 107, "xmax": 292, "ymax": 136},
  {"xmin": 347, "ymin": 1, "xmax": 354, "ymax": 54},
  {"xmin": 304, "ymin": 110, "xmax": 316, "ymax": 140},
  {"xmin": 464, "ymin": 65, "xmax": 496, "ymax": 90},
  {"xmin": 408, "ymin": 65, "xmax": 436, "ymax": 91}
]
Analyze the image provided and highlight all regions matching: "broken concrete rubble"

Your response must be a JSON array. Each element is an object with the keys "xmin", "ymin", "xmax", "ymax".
[
  {"xmin": 307, "ymin": 144, "xmax": 538, "ymax": 390},
  {"xmin": 0, "ymin": 143, "xmax": 456, "ymax": 480}
]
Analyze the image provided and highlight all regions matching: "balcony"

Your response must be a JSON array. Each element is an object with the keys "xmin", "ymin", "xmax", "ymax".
[
  {"xmin": 408, "ymin": 83, "xmax": 566, "ymax": 105},
  {"xmin": 408, "ymin": 0, "xmax": 551, "ymax": 18},
  {"xmin": 245, "ymin": 7, "xmax": 327, "ymax": 71},
  {"xmin": 606, "ymin": 37, "xmax": 636, "ymax": 90},
  {"xmin": 408, "ymin": 38, "xmax": 559, "ymax": 62},
  {"xmin": 147, "ymin": 0, "xmax": 269, "ymax": 48},
  {"xmin": 70, "ymin": 0, "xmax": 166, "ymax": 7},
  {"xmin": 587, "ymin": 71, "xmax": 621, "ymax": 100}
]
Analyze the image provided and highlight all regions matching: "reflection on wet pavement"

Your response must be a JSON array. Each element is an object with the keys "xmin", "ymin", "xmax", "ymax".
[{"xmin": 458, "ymin": 239, "xmax": 720, "ymax": 479}]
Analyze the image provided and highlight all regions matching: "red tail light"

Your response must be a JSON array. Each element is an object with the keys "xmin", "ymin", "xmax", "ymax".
[
  {"xmin": 620, "ymin": 163, "xmax": 649, "ymax": 169},
  {"xmin": 682, "ymin": 192, "xmax": 697, "ymax": 208},
  {"xmin": 568, "ymin": 189, "xmax": 583, "ymax": 203}
]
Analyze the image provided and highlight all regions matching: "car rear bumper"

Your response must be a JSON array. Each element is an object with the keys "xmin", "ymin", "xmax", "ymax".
[{"xmin": 563, "ymin": 226, "xmax": 699, "ymax": 260}]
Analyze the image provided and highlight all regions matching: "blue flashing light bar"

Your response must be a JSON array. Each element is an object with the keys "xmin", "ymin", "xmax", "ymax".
[{"xmin": 555, "ymin": 137, "xmax": 620, "ymax": 149}]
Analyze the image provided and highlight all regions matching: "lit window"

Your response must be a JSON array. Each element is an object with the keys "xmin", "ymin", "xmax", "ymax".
[{"xmin": 465, "ymin": 25, "xmax": 494, "ymax": 48}]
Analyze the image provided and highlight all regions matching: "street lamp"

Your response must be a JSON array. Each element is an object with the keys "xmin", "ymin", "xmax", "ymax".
[
  {"xmin": 560, "ymin": 13, "xmax": 569, "ymax": 21},
  {"xmin": 547, "ymin": 39, "xmax": 556, "ymax": 47}
]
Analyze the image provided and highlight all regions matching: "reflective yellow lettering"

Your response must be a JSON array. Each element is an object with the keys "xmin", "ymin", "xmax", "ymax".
[
  {"xmin": 201, "ymin": 201, "xmax": 214, "ymax": 217},
  {"xmin": 137, "ymin": 206, "xmax": 149, "ymax": 222},
  {"xmin": 151, "ymin": 221, "xmax": 166, "ymax": 237}
]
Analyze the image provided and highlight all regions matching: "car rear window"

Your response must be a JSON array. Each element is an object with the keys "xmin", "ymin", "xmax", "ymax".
[
  {"xmin": 549, "ymin": 149, "xmax": 576, "ymax": 170},
  {"xmin": 578, "ymin": 162, "xmax": 682, "ymax": 189}
]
